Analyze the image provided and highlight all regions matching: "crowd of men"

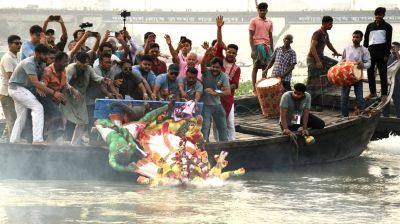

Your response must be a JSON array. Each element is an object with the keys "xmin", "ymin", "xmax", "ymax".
[
  {"xmin": 0, "ymin": 13, "xmax": 241, "ymax": 145},
  {"xmin": 0, "ymin": 3, "xmax": 399, "ymax": 145}
]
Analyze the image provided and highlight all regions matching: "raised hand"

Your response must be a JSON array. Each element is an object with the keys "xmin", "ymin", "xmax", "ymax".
[
  {"xmin": 201, "ymin": 41, "xmax": 210, "ymax": 50},
  {"xmin": 58, "ymin": 16, "xmax": 64, "ymax": 23},
  {"xmin": 216, "ymin": 15, "xmax": 224, "ymax": 28},
  {"xmin": 164, "ymin": 34, "xmax": 172, "ymax": 45}
]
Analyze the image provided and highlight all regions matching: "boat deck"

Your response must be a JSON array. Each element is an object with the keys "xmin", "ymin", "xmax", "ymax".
[{"xmin": 211, "ymin": 108, "xmax": 346, "ymax": 142}]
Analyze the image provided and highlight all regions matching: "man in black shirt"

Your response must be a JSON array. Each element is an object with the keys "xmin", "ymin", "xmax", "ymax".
[
  {"xmin": 363, "ymin": 7, "xmax": 393, "ymax": 101},
  {"xmin": 114, "ymin": 59, "xmax": 148, "ymax": 100}
]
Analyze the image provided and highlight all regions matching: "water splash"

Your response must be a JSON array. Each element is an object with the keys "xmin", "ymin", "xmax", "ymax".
[{"xmin": 367, "ymin": 133, "xmax": 400, "ymax": 155}]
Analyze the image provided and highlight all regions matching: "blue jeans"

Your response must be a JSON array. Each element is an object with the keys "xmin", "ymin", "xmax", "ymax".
[
  {"xmin": 201, "ymin": 104, "xmax": 228, "ymax": 142},
  {"xmin": 383, "ymin": 71, "xmax": 400, "ymax": 117},
  {"xmin": 341, "ymin": 80, "xmax": 365, "ymax": 117}
]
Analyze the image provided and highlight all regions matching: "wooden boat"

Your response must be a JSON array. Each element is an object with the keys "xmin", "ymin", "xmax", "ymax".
[
  {"xmin": 0, "ymin": 98, "xmax": 381, "ymax": 181},
  {"xmin": 1, "ymin": 61, "xmax": 397, "ymax": 181}
]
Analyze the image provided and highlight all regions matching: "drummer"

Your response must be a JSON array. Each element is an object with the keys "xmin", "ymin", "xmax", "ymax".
[
  {"xmin": 262, "ymin": 34, "xmax": 297, "ymax": 91},
  {"xmin": 280, "ymin": 83, "xmax": 325, "ymax": 136},
  {"xmin": 340, "ymin": 30, "xmax": 371, "ymax": 117}
]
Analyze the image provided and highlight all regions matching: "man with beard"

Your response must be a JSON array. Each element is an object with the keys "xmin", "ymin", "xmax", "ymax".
[
  {"xmin": 114, "ymin": 59, "xmax": 149, "ymax": 100},
  {"xmin": 200, "ymin": 47, "xmax": 231, "ymax": 142},
  {"xmin": 340, "ymin": 30, "xmax": 371, "ymax": 117},
  {"xmin": 153, "ymin": 64, "xmax": 179, "ymax": 100},
  {"xmin": 178, "ymin": 67, "xmax": 203, "ymax": 107},
  {"xmin": 280, "ymin": 83, "xmax": 325, "ymax": 136},
  {"xmin": 0, "ymin": 35, "xmax": 22, "ymax": 139},
  {"xmin": 60, "ymin": 52, "xmax": 110, "ymax": 145},
  {"xmin": 214, "ymin": 15, "xmax": 241, "ymax": 141},
  {"xmin": 42, "ymin": 15, "xmax": 68, "ymax": 53},
  {"xmin": 363, "ymin": 7, "xmax": 393, "ymax": 101},
  {"xmin": 306, "ymin": 16, "xmax": 341, "ymax": 99},
  {"xmin": 148, "ymin": 43, "xmax": 167, "ymax": 76},
  {"xmin": 45, "ymin": 48, "xmax": 57, "ymax": 66},
  {"xmin": 8, "ymin": 44, "xmax": 65, "ymax": 144},
  {"xmin": 39, "ymin": 52, "xmax": 78, "ymax": 143}
]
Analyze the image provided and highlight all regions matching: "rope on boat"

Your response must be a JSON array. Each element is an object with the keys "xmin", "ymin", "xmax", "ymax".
[{"xmin": 288, "ymin": 132, "xmax": 299, "ymax": 161}]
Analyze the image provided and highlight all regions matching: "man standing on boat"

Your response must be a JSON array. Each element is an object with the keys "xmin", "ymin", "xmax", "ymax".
[
  {"xmin": 263, "ymin": 34, "xmax": 297, "ymax": 91},
  {"xmin": 8, "ymin": 44, "xmax": 64, "ymax": 144},
  {"xmin": 340, "ymin": 30, "xmax": 371, "ymax": 117},
  {"xmin": 306, "ymin": 16, "xmax": 341, "ymax": 99},
  {"xmin": 60, "ymin": 52, "xmax": 110, "ymax": 145},
  {"xmin": 383, "ymin": 42, "xmax": 400, "ymax": 118},
  {"xmin": 200, "ymin": 46, "xmax": 231, "ymax": 142},
  {"xmin": 0, "ymin": 35, "xmax": 21, "ymax": 139},
  {"xmin": 214, "ymin": 15, "xmax": 241, "ymax": 141},
  {"xmin": 363, "ymin": 7, "xmax": 392, "ymax": 101},
  {"xmin": 280, "ymin": 83, "xmax": 325, "ymax": 136},
  {"xmin": 249, "ymin": 2, "xmax": 273, "ymax": 93}
]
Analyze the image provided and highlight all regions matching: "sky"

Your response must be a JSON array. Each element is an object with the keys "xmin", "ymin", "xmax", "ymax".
[{"xmin": 0, "ymin": 0, "xmax": 398, "ymax": 11}]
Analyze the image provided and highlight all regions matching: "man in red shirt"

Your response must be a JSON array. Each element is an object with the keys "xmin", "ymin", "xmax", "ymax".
[{"xmin": 214, "ymin": 16, "xmax": 241, "ymax": 141}]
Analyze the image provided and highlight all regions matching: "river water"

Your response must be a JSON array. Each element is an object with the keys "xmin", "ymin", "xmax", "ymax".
[{"xmin": 0, "ymin": 135, "xmax": 399, "ymax": 224}]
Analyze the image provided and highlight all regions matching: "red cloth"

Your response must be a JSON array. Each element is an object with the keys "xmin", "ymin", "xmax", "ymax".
[{"xmin": 214, "ymin": 43, "xmax": 241, "ymax": 117}]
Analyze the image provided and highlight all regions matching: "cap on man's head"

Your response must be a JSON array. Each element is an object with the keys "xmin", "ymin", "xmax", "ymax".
[
  {"xmin": 45, "ymin": 29, "xmax": 55, "ymax": 36},
  {"xmin": 168, "ymin": 64, "xmax": 180, "ymax": 73}
]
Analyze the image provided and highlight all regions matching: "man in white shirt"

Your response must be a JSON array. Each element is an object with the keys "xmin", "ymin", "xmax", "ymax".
[
  {"xmin": 0, "ymin": 35, "xmax": 21, "ymax": 139},
  {"xmin": 341, "ymin": 30, "xmax": 371, "ymax": 117}
]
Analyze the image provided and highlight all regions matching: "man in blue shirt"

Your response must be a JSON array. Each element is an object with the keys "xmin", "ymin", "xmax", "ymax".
[
  {"xmin": 132, "ymin": 54, "xmax": 156, "ymax": 99},
  {"xmin": 21, "ymin": 25, "xmax": 45, "ymax": 60},
  {"xmin": 153, "ymin": 64, "xmax": 179, "ymax": 100}
]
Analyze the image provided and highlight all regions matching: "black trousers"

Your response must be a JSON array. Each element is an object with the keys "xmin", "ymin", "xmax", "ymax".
[
  {"xmin": 367, "ymin": 58, "xmax": 388, "ymax": 96},
  {"xmin": 287, "ymin": 113, "xmax": 325, "ymax": 131}
]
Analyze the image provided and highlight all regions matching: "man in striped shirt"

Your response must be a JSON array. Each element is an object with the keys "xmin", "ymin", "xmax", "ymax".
[{"xmin": 263, "ymin": 34, "xmax": 297, "ymax": 91}]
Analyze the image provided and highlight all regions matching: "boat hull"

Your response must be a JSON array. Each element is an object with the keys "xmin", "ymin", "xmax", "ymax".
[
  {"xmin": 207, "ymin": 112, "xmax": 380, "ymax": 170},
  {"xmin": 0, "ymin": 112, "xmax": 380, "ymax": 181}
]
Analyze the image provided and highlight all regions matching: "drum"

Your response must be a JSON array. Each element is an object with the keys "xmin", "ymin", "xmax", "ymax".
[
  {"xmin": 327, "ymin": 62, "xmax": 363, "ymax": 86},
  {"xmin": 256, "ymin": 78, "xmax": 284, "ymax": 117}
]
